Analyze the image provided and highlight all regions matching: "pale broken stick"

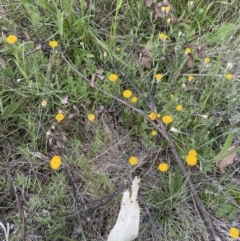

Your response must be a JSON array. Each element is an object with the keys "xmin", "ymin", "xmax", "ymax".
[{"xmin": 107, "ymin": 177, "xmax": 140, "ymax": 241}]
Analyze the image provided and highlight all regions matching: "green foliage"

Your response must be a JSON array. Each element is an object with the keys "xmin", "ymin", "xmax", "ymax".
[{"xmin": 1, "ymin": 0, "xmax": 240, "ymax": 240}]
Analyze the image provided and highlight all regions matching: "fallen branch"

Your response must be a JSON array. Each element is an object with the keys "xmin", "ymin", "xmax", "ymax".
[
  {"xmin": 60, "ymin": 50, "xmax": 222, "ymax": 241},
  {"xmin": 138, "ymin": 193, "xmax": 158, "ymax": 241}
]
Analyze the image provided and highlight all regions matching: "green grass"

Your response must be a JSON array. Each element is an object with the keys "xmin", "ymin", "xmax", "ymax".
[{"xmin": 1, "ymin": 0, "xmax": 240, "ymax": 240}]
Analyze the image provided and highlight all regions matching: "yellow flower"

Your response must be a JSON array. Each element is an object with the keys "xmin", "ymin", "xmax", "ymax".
[
  {"xmin": 188, "ymin": 149, "xmax": 197, "ymax": 157},
  {"xmin": 156, "ymin": 113, "xmax": 161, "ymax": 118},
  {"xmin": 167, "ymin": 18, "xmax": 171, "ymax": 24},
  {"xmin": 50, "ymin": 155, "xmax": 62, "ymax": 170},
  {"xmin": 226, "ymin": 73, "xmax": 233, "ymax": 80},
  {"xmin": 108, "ymin": 73, "xmax": 118, "ymax": 82},
  {"xmin": 229, "ymin": 227, "xmax": 240, "ymax": 239},
  {"xmin": 158, "ymin": 162, "xmax": 169, "ymax": 172},
  {"xmin": 49, "ymin": 40, "xmax": 59, "ymax": 48},
  {"xmin": 151, "ymin": 130, "xmax": 157, "ymax": 136},
  {"xmin": 149, "ymin": 112, "xmax": 157, "ymax": 121},
  {"xmin": 56, "ymin": 113, "xmax": 64, "ymax": 122},
  {"xmin": 185, "ymin": 48, "xmax": 191, "ymax": 54},
  {"xmin": 176, "ymin": 104, "xmax": 183, "ymax": 111},
  {"xmin": 123, "ymin": 89, "xmax": 133, "ymax": 98},
  {"xmin": 41, "ymin": 100, "xmax": 47, "ymax": 107},
  {"xmin": 204, "ymin": 57, "xmax": 210, "ymax": 64},
  {"xmin": 162, "ymin": 115, "xmax": 173, "ymax": 124},
  {"xmin": 155, "ymin": 73, "xmax": 163, "ymax": 81},
  {"xmin": 188, "ymin": 75, "xmax": 194, "ymax": 81},
  {"xmin": 129, "ymin": 156, "xmax": 138, "ymax": 166},
  {"xmin": 159, "ymin": 33, "xmax": 168, "ymax": 41},
  {"xmin": 131, "ymin": 96, "xmax": 138, "ymax": 103},
  {"xmin": 189, "ymin": 1, "xmax": 194, "ymax": 7},
  {"xmin": 165, "ymin": 6, "xmax": 171, "ymax": 14},
  {"xmin": 170, "ymin": 94, "xmax": 174, "ymax": 98},
  {"xmin": 88, "ymin": 114, "xmax": 95, "ymax": 121},
  {"xmin": 186, "ymin": 155, "xmax": 197, "ymax": 166},
  {"xmin": 161, "ymin": 6, "xmax": 166, "ymax": 12},
  {"xmin": 6, "ymin": 34, "xmax": 18, "ymax": 44}
]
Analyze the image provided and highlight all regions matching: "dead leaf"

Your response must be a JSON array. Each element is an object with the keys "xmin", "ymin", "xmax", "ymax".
[
  {"xmin": 192, "ymin": 43, "xmax": 206, "ymax": 57},
  {"xmin": 61, "ymin": 95, "xmax": 69, "ymax": 104},
  {"xmin": 145, "ymin": 0, "xmax": 152, "ymax": 7},
  {"xmin": 154, "ymin": 2, "xmax": 164, "ymax": 20},
  {"xmin": 90, "ymin": 68, "xmax": 105, "ymax": 86},
  {"xmin": 140, "ymin": 41, "xmax": 152, "ymax": 70},
  {"xmin": 0, "ymin": 55, "xmax": 6, "ymax": 69},
  {"xmin": 97, "ymin": 68, "xmax": 104, "ymax": 74},
  {"xmin": 68, "ymin": 105, "xmax": 80, "ymax": 119},
  {"xmin": 89, "ymin": 3, "xmax": 103, "ymax": 18},
  {"xmin": 73, "ymin": 105, "xmax": 79, "ymax": 114},
  {"xmin": 217, "ymin": 146, "xmax": 237, "ymax": 173},
  {"xmin": 186, "ymin": 54, "xmax": 194, "ymax": 68},
  {"xmin": 35, "ymin": 44, "xmax": 42, "ymax": 50}
]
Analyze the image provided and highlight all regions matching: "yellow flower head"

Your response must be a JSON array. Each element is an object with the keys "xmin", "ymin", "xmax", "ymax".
[
  {"xmin": 149, "ymin": 112, "xmax": 157, "ymax": 121},
  {"xmin": 88, "ymin": 114, "xmax": 95, "ymax": 121},
  {"xmin": 229, "ymin": 227, "xmax": 240, "ymax": 239},
  {"xmin": 204, "ymin": 57, "xmax": 210, "ymax": 64},
  {"xmin": 188, "ymin": 75, "xmax": 194, "ymax": 81},
  {"xmin": 123, "ymin": 89, "xmax": 133, "ymax": 98},
  {"xmin": 162, "ymin": 115, "xmax": 173, "ymax": 124},
  {"xmin": 161, "ymin": 6, "xmax": 166, "ymax": 12},
  {"xmin": 158, "ymin": 162, "xmax": 169, "ymax": 172},
  {"xmin": 170, "ymin": 94, "xmax": 174, "ymax": 98},
  {"xmin": 50, "ymin": 155, "xmax": 62, "ymax": 170},
  {"xmin": 151, "ymin": 130, "xmax": 157, "ymax": 136},
  {"xmin": 129, "ymin": 156, "xmax": 138, "ymax": 166},
  {"xmin": 56, "ymin": 113, "xmax": 64, "ymax": 122},
  {"xmin": 6, "ymin": 34, "xmax": 18, "ymax": 44},
  {"xmin": 189, "ymin": 1, "xmax": 194, "ymax": 7},
  {"xmin": 131, "ymin": 96, "xmax": 138, "ymax": 103},
  {"xmin": 159, "ymin": 33, "xmax": 168, "ymax": 41},
  {"xmin": 156, "ymin": 113, "xmax": 161, "ymax": 118},
  {"xmin": 165, "ymin": 6, "xmax": 171, "ymax": 14},
  {"xmin": 108, "ymin": 73, "xmax": 118, "ymax": 82},
  {"xmin": 185, "ymin": 48, "xmax": 191, "ymax": 54},
  {"xmin": 226, "ymin": 73, "xmax": 233, "ymax": 80},
  {"xmin": 155, "ymin": 73, "xmax": 163, "ymax": 81},
  {"xmin": 186, "ymin": 154, "xmax": 197, "ymax": 166},
  {"xmin": 167, "ymin": 18, "xmax": 171, "ymax": 24},
  {"xmin": 41, "ymin": 100, "xmax": 47, "ymax": 107},
  {"xmin": 49, "ymin": 40, "xmax": 59, "ymax": 48},
  {"xmin": 176, "ymin": 105, "xmax": 183, "ymax": 111},
  {"xmin": 188, "ymin": 149, "xmax": 197, "ymax": 157}
]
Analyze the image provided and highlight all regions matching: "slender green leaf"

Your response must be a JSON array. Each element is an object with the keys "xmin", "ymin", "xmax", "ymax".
[
  {"xmin": 215, "ymin": 147, "xmax": 240, "ymax": 163},
  {"xmin": 207, "ymin": 23, "xmax": 236, "ymax": 46},
  {"xmin": 214, "ymin": 132, "xmax": 234, "ymax": 161},
  {"xmin": 57, "ymin": 10, "xmax": 64, "ymax": 36},
  {"xmin": 1, "ymin": 101, "xmax": 21, "ymax": 119}
]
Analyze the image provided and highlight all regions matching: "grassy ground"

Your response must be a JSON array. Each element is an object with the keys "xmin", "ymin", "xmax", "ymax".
[{"xmin": 1, "ymin": 0, "xmax": 240, "ymax": 240}]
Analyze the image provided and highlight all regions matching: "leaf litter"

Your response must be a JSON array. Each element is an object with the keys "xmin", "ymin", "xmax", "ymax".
[
  {"xmin": 216, "ymin": 146, "xmax": 238, "ymax": 173},
  {"xmin": 140, "ymin": 41, "xmax": 152, "ymax": 70}
]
